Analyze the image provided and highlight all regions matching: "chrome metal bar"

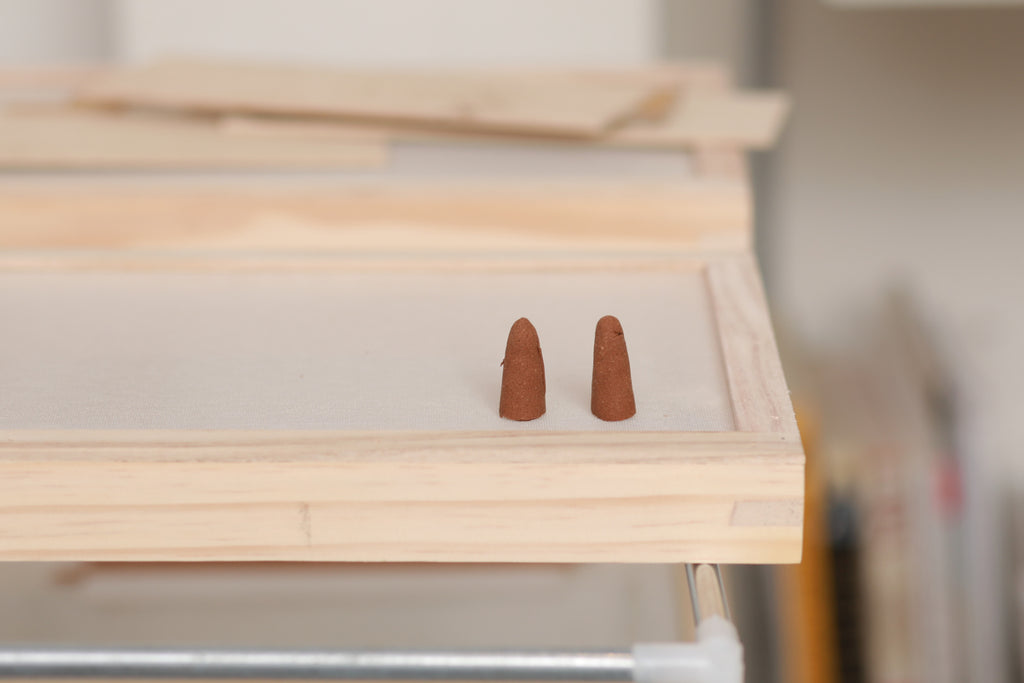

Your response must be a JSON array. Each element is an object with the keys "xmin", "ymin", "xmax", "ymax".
[
  {"xmin": 0, "ymin": 569, "xmax": 734, "ymax": 679},
  {"xmin": 0, "ymin": 648, "xmax": 635, "ymax": 680},
  {"xmin": 685, "ymin": 564, "xmax": 702, "ymax": 623},
  {"xmin": 684, "ymin": 563, "xmax": 731, "ymax": 624},
  {"xmin": 711, "ymin": 565, "xmax": 732, "ymax": 622}
]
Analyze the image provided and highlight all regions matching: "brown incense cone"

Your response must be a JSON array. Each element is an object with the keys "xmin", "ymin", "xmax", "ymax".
[
  {"xmin": 591, "ymin": 315, "xmax": 636, "ymax": 421},
  {"xmin": 499, "ymin": 318, "xmax": 546, "ymax": 421}
]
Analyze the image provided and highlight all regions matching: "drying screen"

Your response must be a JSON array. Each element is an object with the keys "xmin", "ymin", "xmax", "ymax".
[{"xmin": 0, "ymin": 269, "xmax": 734, "ymax": 431}]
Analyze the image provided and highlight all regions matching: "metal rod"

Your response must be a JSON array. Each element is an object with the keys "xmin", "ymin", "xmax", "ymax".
[
  {"xmin": 685, "ymin": 564, "xmax": 702, "ymax": 623},
  {"xmin": 711, "ymin": 564, "xmax": 732, "ymax": 622},
  {"xmin": 0, "ymin": 648, "xmax": 635, "ymax": 680},
  {"xmin": 684, "ymin": 563, "xmax": 731, "ymax": 624},
  {"xmin": 0, "ymin": 567, "xmax": 733, "ymax": 679}
]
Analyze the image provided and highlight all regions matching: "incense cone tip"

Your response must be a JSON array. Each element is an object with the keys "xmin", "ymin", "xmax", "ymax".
[
  {"xmin": 596, "ymin": 315, "xmax": 624, "ymax": 337},
  {"xmin": 507, "ymin": 317, "xmax": 539, "ymax": 348}
]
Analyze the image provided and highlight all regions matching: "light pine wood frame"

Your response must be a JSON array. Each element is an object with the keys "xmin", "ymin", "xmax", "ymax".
[
  {"xmin": 0, "ymin": 429, "xmax": 802, "ymax": 562},
  {"xmin": 0, "ymin": 259, "xmax": 801, "ymax": 561},
  {"xmin": 0, "ymin": 160, "xmax": 802, "ymax": 563}
]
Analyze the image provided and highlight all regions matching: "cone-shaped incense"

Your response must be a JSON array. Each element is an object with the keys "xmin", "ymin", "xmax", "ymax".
[
  {"xmin": 591, "ymin": 315, "xmax": 636, "ymax": 421},
  {"xmin": 499, "ymin": 318, "xmax": 546, "ymax": 421}
]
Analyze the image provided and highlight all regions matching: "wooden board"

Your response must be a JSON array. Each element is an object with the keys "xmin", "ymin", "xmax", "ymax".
[
  {"xmin": 210, "ymin": 63, "xmax": 788, "ymax": 151},
  {"xmin": 614, "ymin": 91, "xmax": 789, "ymax": 150},
  {"xmin": 74, "ymin": 59, "xmax": 667, "ymax": 138},
  {"xmin": 216, "ymin": 88, "xmax": 786, "ymax": 150},
  {"xmin": 3, "ymin": 63, "xmax": 787, "ymax": 152},
  {"xmin": 0, "ymin": 180, "xmax": 752, "ymax": 254},
  {"xmin": 0, "ymin": 107, "xmax": 387, "ymax": 169},
  {"xmin": 217, "ymin": 89, "xmax": 788, "ymax": 152},
  {"xmin": 195, "ymin": 62, "xmax": 787, "ymax": 150},
  {"xmin": 0, "ymin": 248, "xmax": 801, "ymax": 563}
]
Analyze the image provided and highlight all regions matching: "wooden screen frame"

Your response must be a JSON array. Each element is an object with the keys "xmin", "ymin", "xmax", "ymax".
[{"xmin": 0, "ymin": 174, "xmax": 802, "ymax": 564}]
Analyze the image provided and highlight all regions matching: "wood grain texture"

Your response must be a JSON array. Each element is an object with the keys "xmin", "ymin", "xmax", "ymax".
[
  {"xmin": 3, "ymin": 64, "xmax": 787, "ymax": 152},
  {"xmin": 613, "ymin": 91, "xmax": 789, "ymax": 150},
  {"xmin": 0, "ymin": 431, "xmax": 803, "ymax": 563},
  {"xmin": 215, "ymin": 90, "xmax": 787, "ymax": 152},
  {"xmin": 74, "ymin": 59, "xmax": 666, "ymax": 138},
  {"xmin": 705, "ymin": 255, "xmax": 800, "ymax": 436},
  {"xmin": 0, "ymin": 108, "xmax": 387, "ymax": 169},
  {"xmin": 207, "ymin": 66, "xmax": 785, "ymax": 151},
  {"xmin": 0, "ymin": 63, "xmax": 785, "ymax": 164},
  {"xmin": 0, "ymin": 182, "xmax": 751, "ymax": 253}
]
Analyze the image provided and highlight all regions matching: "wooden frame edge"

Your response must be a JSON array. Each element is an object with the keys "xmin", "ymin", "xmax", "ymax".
[
  {"xmin": 0, "ymin": 430, "xmax": 803, "ymax": 563},
  {"xmin": 704, "ymin": 254, "xmax": 800, "ymax": 437}
]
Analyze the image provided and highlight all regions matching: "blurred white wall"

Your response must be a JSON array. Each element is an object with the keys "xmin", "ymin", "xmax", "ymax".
[
  {"xmin": 0, "ymin": 0, "xmax": 111, "ymax": 63},
  {"xmin": 111, "ymin": 0, "xmax": 660, "ymax": 67},
  {"xmin": 0, "ymin": 0, "xmax": 753, "ymax": 74},
  {"xmin": 662, "ymin": 0, "xmax": 762, "ymax": 85}
]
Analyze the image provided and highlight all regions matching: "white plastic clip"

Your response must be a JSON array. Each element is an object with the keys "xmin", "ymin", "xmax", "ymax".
[{"xmin": 632, "ymin": 617, "xmax": 743, "ymax": 683}]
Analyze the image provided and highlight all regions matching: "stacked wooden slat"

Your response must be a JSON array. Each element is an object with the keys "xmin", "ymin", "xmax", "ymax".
[{"xmin": 0, "ymin": 59, "xmax": 788, "ymax": 170}]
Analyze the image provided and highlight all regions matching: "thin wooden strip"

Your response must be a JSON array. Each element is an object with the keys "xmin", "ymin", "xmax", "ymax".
[
  {"xmin": 0, "ymin": 108, "xmax": 387, "ymax": 169},
  {"xmin": 705, "ymin": 255, "xmax": 800, "ymax": 436},
  {"xmin": 6, "ymin": 63, "xmax": 782, "ymax": 150},
  {"xmin": 207, "ymin": 67, "xmax": 785, "ymax": 151},
  {"xmin": 215, "ymin": 62, "xmax": 706, "ymax": 127},
  {"xmin": 0, "ymin": 182, "xmax": 750, "ymax": 253},
  {"xmin": 0, "ymin": 431, "xmax": 804, "ymax": 506},
  {"xmin": 0, "ymin": 500, "xmax": 803, "ymax": 563},
  {"xmin": 0, "ymin": 538, "xmax": 802, "ymax": 564},
  {"xmin": 0, "ymin": 253, "xmax": 708, "ymax": 274},
  {"xmin": 207, "ymin": 65, "xmax": 779, "ymax": 151},
  {"xmin": 0, "ymin": 429, "xmax": 801, "ymax": 462},
  {"xmin": 219, "ymin": 91, "xmax": 788, "ymax": 152},
  {"xmin": 74, "ymin": 59, "xmax": 667, "ymax": 138},
  {"xmin": 614, "ymin": 91, "xmax": 790, "ymax": 150}
]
